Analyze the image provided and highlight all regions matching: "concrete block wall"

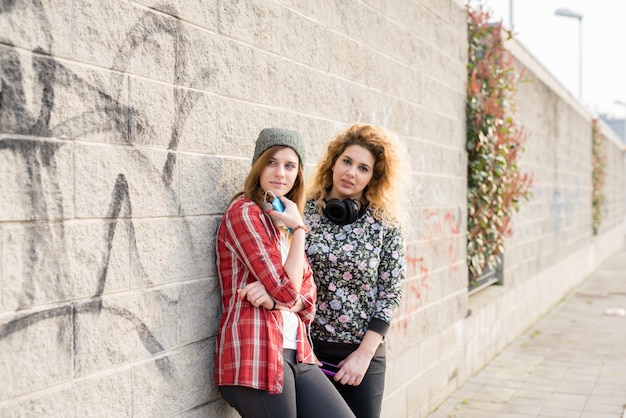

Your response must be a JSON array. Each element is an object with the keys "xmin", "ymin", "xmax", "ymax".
[
  {"xmin": 1, "ymin": 1, "xmax": 470, "ymax": 416},
  {"xmin": 1, "ymin": 2, "xmax": 624, "ymax": 418},
  {"xmin": 506, "ymin": 41, "xmax": 595, "ymax": 287},
  {"xmin": 504, "ymin": 37, "xmax": 625, "ymax": 288},
  {"xmin": 396, "ymin": 35, "xmax": 625, "ymax": 418},
  {"xmin": 598, "ymin": 121, "xmax": 626, "ymax": 234}
]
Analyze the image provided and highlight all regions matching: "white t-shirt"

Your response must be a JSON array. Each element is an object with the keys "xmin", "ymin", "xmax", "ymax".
[{"xmin": 280, "ymin": 233, "xmax": 299, "ymax": 349}]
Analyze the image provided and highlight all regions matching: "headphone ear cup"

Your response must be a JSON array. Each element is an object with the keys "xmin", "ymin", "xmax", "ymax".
[
  {"xmin": 344, "ymin": 199, "xmax": 358, "ymax": 224},
  {"xmin": 323, "ymin": 198, "xmax": 359, "ymax": 225},
  {"xmin": 323, "ymin": 198, "xmax": 347, "ymax": 225}
]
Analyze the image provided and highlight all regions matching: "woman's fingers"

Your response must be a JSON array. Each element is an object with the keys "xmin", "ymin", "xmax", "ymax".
[
  {"xmin": 335, "ymin": 359, "xmax": 366, "ymax": 386},
  {"xmin": 239, "ymin": 281, "xmax": 271, "ymax": 307}
]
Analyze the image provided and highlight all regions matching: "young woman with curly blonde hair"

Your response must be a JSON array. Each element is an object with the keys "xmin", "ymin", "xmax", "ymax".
[{"xmin": 304, "ymin": 124, "xmax": 407, "ymax": 418}]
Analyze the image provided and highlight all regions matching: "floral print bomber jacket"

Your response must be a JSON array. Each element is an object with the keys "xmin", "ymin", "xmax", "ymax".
[{"xmin": 304, "ymin": 200, "xmax": 406, "ymax": 345}]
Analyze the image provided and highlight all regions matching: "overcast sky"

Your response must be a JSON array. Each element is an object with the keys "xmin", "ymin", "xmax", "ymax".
[{"xmin": 476, "ymin": 0, "xmax": 626, "ymax": 118}]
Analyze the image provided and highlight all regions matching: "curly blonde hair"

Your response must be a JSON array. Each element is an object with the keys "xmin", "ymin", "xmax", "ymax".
[{"xmin": 307, "ymin": 124, "xmax": 402, "ymax": 225}]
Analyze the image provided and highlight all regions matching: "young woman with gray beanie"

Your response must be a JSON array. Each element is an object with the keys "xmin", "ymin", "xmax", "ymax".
[{"xmin": 215, "ymin": 128, "xmax": 355, "ymax": 418}]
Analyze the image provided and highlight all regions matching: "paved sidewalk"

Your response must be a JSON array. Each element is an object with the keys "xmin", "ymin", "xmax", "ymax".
[{"xmin": 428, "ymin": 240, "xmax": 626, "ymax": 418}]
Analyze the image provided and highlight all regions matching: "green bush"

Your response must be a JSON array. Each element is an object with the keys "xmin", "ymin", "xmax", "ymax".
[
  {"xmin": 466, "ymin": 4, "xmax": 533, "ymax": 281},
  {"xmin": 591, "ymin": 118, "xmax": 606, "ymax": 233}
]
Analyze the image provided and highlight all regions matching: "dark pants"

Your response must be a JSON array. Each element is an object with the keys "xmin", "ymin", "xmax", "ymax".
[
  {"xmin": 219, "ymin": 349, "xmax": 355, "ymax": 418},
  {"xmin": 313, "ymin": 340, "xmax": 387, "ymax": 418}
]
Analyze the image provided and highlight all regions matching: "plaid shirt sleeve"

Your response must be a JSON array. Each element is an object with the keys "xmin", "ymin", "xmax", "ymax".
[
  {"xmin": 296, "ymin": 261, "xmax": 316, "ymax": 325},
  {"xmin": 227, "ymin": 200, "xmax": 303, "ymax": 305}
]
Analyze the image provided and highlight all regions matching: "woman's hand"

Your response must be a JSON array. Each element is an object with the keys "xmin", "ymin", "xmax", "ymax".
[
  {"xmin": 334, "ymin": 330, "xmax": 382, "ymax": 386},
  {"xmin": 334, "ymin": 350, "xmax": 371, "ymax": 386},
  {"xmin": 267, "ymin": 196, "xmax": 305, "ymax": 230},
  {"xmin": 239, "ymin": 280, "xmax": 306, "ymax": 313},
  {"xmin": 238, "ymin": 281, "xmax": 274, "ymax": 310}
]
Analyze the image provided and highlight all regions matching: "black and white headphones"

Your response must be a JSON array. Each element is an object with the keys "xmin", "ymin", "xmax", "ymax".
[{"xmin": 323, "ymin": 198, "xmax": 367, "ymax": 225}]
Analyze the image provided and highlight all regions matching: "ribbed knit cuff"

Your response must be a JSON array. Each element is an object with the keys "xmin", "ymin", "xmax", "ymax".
[{"xmin": 367, "ymin": 317, "xmax": 390, "ymax": 337}]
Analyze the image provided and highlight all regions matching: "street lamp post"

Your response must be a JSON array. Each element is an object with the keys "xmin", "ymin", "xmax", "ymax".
[{"xmin": 555, "ymin": 8, "xmax": 583, "ymax": 100}]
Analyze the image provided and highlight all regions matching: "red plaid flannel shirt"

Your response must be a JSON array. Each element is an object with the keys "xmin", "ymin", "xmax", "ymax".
[{"xmin": 215, "ymin": 196, "xmax": 316, "ymax": 394}]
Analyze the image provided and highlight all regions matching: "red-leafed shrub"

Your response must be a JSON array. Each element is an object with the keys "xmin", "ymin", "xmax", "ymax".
[{"xmin": 466, "ymin": 3, "xmax": 533, "ymax": 281}]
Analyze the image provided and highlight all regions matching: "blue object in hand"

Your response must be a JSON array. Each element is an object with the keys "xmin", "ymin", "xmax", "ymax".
[{"xmin": 271, "ymin": 197, "xmax": 285, "ymax": 212}]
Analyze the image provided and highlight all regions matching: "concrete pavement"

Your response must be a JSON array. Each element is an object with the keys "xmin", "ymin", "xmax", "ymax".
[{"xmin": 428, "ymin": 239, "xmax": 626, "ymax": 418}]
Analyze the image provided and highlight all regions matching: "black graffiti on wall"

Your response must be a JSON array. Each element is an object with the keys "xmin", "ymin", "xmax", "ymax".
[{"xmin": 0, "ymin": 2, "xmax": 213, "ymax": 379}]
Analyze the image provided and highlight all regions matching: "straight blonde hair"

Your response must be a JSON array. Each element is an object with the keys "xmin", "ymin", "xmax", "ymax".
[{"xmin": 232, "ymin": 145, "xmax": 306, "ymax": 215}]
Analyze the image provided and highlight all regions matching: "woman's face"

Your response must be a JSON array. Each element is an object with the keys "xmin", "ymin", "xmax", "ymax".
[
  {"xmin": 329, "ymin": 144, "xmax": 375, "ymax": 201},
  {"xmin": 259, "ymin": 147, "xmax": 300, "ymax": 197}
]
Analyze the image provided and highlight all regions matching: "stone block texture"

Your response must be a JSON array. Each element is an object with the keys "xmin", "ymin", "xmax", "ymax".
[{"xmin": 0, "ymin": 1, "xmax": 624, "ymax": 417}]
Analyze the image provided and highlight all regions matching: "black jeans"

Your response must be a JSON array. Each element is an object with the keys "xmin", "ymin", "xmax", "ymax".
[
  {"xmin": 219, "ymin": 349, "xmax": 355, "ymax": 418},
  {"xmin": 313, "ymin": 340, "xmax": 387, "ymax": 418}
]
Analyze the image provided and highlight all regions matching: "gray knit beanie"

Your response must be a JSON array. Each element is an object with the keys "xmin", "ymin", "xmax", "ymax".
[{"xmin": 252, "ymin": 128, "xmax": 305, "ymax": 166}]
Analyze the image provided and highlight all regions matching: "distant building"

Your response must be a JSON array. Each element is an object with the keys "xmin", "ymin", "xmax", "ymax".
[{"xmin": 599, "ymin": 114, "xmax": 626, "ymax": 144}]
